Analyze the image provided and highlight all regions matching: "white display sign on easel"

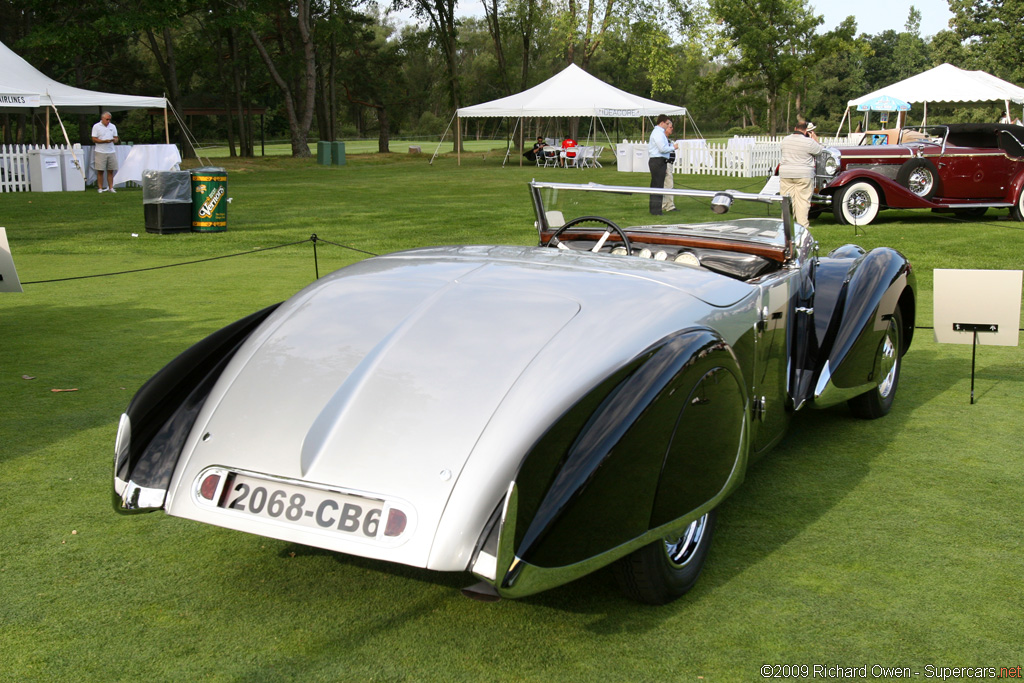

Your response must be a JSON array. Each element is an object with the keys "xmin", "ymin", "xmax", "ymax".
[
  {"xmin": 0, "ymin": 228, "xmax": 24, "ymax": 293},
  {"xmin": 934, "ymin": 269, "xmax": 1022, "ymax": 403}
]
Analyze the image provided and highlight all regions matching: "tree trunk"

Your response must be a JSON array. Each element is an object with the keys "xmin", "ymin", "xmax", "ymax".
[
  {"xmin": 248, "ymin": 0, "xmax": 316, "ymax": 158},
  {"xmin": 145, "ymin": 27, "xmax": 191, "ymax": 158},
  {"xmin": 378, "ymin": 107, "xmax": 390, "ymax": 153},
  {"xmin": 483, "ymin": 0, "xmax": 511, "ymax": 95}
]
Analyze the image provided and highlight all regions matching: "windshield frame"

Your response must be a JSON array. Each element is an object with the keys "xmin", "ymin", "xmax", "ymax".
[{"xmin": 528, "ymin": 181, "xmax": 797, "ymax": 263}]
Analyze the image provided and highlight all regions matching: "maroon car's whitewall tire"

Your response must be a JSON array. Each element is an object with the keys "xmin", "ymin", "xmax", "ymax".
[
  {"xmin": 1013, "ymin": 189, "xmax": 1024, "ymax": 222},
  {"xmin": 834, "ymin": 181, "xmax": 881, "ymax": 226}
]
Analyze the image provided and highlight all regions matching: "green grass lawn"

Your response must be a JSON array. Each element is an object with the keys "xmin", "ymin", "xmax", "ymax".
[{"xmin": 2, "ymin": 155, "xmax": 1023, "ymax": 681}]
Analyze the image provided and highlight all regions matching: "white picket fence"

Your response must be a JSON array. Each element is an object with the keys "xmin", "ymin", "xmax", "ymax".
[
  {"xmin": 0, "ymin": 143, "xmax": 87, "ymax": 192},
  {"xmin": 619, "ymin": 135, "xmax": 850, "ymax": 178},
  {"xmin": 0, "ymin": 143, "xmax": 42, "ymax": 192}
]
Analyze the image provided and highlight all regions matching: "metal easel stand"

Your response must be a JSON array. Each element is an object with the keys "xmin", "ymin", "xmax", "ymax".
[{"xmin": 953, "ymin": 322, "xmax": 999, "ymax": 404}]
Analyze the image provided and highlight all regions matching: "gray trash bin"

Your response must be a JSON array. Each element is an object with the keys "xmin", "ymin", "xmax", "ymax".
[{"xmin": 143, "ymin": 170, "xmax": 193, "ymax": 234}]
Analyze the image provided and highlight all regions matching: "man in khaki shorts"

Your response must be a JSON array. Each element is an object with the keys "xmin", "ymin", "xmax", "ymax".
[
  {"xmin": 779, "ymin": 121, "xmax": 822, "ymax": 226},
  {"xmin": 91, "ymin": 112, "xmax": 120, "ymax": 193}
]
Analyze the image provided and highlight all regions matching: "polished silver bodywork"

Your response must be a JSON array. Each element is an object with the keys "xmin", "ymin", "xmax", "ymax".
[
  {"xmin": 161, "ymin": 245, "xmax": 759, "ymax": 571},
  {"xmin": 114, "ymin": 181, "xmax": 915, "ymax": 599}
]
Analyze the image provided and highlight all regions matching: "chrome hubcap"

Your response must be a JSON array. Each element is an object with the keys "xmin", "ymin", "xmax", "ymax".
[
  {"xmin": 877, "ymin": 328, "xmax": 898, "ymax": 398},
  {"xmin": 908, "ymin": 168, "xmax": 934, "ymax": 196},
  {"xmin": 847, "ymin": 190, "xmax": 872, "ymax": 218},
  {"xmin": 664, "ymin": 514, "xmax": 709, "ymax": 568}
]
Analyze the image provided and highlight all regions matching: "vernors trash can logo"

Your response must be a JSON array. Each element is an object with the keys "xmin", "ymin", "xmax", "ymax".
[{"xmin": 198, "ymin": 186, "xmax": 226, "ymax": 219}]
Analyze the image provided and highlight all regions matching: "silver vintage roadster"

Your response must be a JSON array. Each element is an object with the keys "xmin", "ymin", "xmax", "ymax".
[{"xmin": 114, "ymin": 181, "xmax": 915, "ymax": 604}]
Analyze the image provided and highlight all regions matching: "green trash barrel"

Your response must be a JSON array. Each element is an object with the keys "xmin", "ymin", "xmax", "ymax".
[
  {"xmin": 331, "ymin": 141, "xmax": 346, "ymax": 166},
  {"xmin": 191, "ymin": 167, "xmax": 228, "ymax": 232},
  {"xmin": 317, "ymin": 141, "xmax": 332, "ymax": 165}
]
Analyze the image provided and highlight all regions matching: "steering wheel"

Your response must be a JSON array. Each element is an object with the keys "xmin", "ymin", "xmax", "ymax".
[{"xmin": 545, "ymin": 215, "xmax": 632, "ymax": 255}]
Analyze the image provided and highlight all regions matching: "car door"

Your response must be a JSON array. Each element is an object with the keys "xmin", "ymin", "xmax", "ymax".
[
  {"xmin": 749, "ymin": 270, "xmax": 796, "ymax": 455},
  {"xmin": 935, "ymin": 147, "xmax": 1014, "ymax": 199}
]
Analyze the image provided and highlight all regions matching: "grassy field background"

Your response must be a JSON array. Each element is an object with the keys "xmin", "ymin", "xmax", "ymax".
[{"xmin": 2, "ymin": 155, "xmax": 1022, "ymax": 681}]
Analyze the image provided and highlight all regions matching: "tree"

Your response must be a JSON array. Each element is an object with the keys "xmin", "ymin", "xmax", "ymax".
[
  {"xmin": 554, "ymin": 0, "xmax": 625, "ymax": 69},
  {"xmin": 949, "ymin": 0, "xmax": 1024, "ymax": 84},
  {"xmin": 245, "ymin": 0, "xmax": 318, "ymax": 157},
  {"xmin": 708, "ymin": 0, "xmax": 823, "ymax": 134}
]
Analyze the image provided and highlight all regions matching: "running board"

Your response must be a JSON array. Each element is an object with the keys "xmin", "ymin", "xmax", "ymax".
[{"xmin": 935, "ymin": 202, "xmax": 1012, "ymax": 209}]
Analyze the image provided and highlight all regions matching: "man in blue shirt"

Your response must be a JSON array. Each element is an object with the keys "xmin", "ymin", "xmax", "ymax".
[{"xmin": 648, "ymin": 115, "xmax": 674, "ymax": 214}]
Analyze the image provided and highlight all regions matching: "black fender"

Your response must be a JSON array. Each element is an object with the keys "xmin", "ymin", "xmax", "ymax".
[
  {"xmin": 810, "ymin": 247, "xmax": 915, "ymax": 408},
  {"xmin": 113, "ymin": 303, "xmax": 280, "ymax": 512},
  {"xmin": 508, "ymin": 327, "xmax": 749, "ymax": 572}
]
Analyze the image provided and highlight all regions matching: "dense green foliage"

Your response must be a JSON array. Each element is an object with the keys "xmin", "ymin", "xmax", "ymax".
[
  {"xmin": 2, "ymin": 156, "xmax": 1023, "ymax": 680},
  {"xmin": 3, "ymin": 0, "xmax": 1023, "ymax": 149}
]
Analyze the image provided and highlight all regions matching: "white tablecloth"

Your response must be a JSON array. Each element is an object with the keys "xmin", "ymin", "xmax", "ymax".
[
  {"xmin": 113, "ymin": 144, "xmax": 182, "ymax": 186},
  {"xmin": 83, "ymin": 146, "xmax": 133, "ymax": 188}
]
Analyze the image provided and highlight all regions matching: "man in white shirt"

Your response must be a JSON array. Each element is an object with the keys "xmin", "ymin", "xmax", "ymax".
[
  {"xmin": 778, "ymin": 121, "xmax": 822, "ymax": 226},
  {"xmin": 648, "ymin": 115, "xmax": 674, "ymax": 215},
  {"xmin": 91, "ymin": 112, "xmax": 120, "ymax": 193}
]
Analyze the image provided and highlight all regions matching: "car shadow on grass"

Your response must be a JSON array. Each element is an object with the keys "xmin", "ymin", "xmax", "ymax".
[
  {"xmin": 238, "ymin": 344, "xmax": 978, "ymax": 632},
  {"xmin": 514, "ymin": 343, "xmax": 971, "ymax": 625}
]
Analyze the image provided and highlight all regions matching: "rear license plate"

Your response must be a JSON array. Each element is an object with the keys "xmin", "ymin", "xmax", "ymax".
[{"xmin": 220, "ymin": 473, "xmax": 383, "ymax": 538}]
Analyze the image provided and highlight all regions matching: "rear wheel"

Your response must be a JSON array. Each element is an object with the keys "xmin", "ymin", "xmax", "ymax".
[
  {"xmin": 1012, "ymin": 190, "xmax": 1024, "ymax": 221},
  {"xmin": 953, "ymin": 207, "xmax": 988, "ymax": 219},
  {"xmin": 848, "ymin": 307, "xmax": 902, "ymax": 419},
  {"xmin": 614, "ymin": 510, "xmax": 717, "ymax": 605},
  {"xmin": 834, "ymin": 181, "xmax": 881, "ymax": 226}
]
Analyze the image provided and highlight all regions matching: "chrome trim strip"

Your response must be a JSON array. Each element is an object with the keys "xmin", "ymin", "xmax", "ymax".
[
  {"xmin": 118, "ymin": 481, "xmax": 168, "ymax": 511},
  {"xmin": 811, "ymin": 359, "xmax": 874, "ymax": 407}
]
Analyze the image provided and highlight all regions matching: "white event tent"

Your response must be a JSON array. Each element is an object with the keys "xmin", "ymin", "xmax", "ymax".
[
  {"xmin": 441, "ymin": 64, "xmax": 691, "ymax": 165},
  {"xmin": 841, "ymin": 63, "xmax": 1024, "ymax": 132},
  {"xmin": 0, "ymin": 40, "xmax": 168, "ymax": 144}
]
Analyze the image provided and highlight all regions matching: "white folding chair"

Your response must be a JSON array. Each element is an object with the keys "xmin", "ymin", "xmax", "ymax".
[
  {"xmin": 592, "ymin": 146, "xmax": 604, "ymax": 168},
  {"xmin": 576, "ymin": 146, "xmax": 594, "ymax": 169}
]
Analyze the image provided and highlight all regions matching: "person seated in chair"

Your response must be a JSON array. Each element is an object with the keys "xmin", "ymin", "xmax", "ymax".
[
  {"xmin": 524, "ymin": 136, "xmax": 545, "ymax": 163},
  {"xmin": 561, "ymin": 137, "xmax": 578, "ymax": 166}
]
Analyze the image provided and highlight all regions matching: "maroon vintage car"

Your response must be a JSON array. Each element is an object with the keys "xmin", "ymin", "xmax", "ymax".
[{"xmin": 813, "ymin": 123, "xmax": 1024, "ymax": 225}]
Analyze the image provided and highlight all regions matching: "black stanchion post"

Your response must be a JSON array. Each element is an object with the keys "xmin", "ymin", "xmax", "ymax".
[
  {"xmin": 311, "ymin": 234, "xmax": 319, "ymax": 279},
  {"xmin": 952, "ymin": 322, "xmax": 999, "ymax": 405},
  {"xmin": 971, "ymin": 330, "xmax": 978, "ymax": 405}
]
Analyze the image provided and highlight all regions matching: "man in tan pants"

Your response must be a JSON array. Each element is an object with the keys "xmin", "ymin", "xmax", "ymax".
[{"xmin": 779, "ymin": 121, "xmax": 822, "ymax": 226}]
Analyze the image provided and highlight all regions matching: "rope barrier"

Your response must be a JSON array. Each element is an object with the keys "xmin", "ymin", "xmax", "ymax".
[{"xmin": 21, "ymin": 235, "xmax": 378, "ymax": 285}]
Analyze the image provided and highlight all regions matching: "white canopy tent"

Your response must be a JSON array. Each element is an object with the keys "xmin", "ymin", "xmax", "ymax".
[
  {"xmin": 0, "ymin": 40, "xmax": 168, "ymax": 144},
  {"xmin": 840, "ymin": 63, "xmax": 1024, "ymax": 133},
  {"xmin": 441, "ymin": 64, "xmax": 692, "ymax": 165}
]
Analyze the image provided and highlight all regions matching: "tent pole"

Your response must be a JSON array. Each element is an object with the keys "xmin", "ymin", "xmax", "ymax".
[
  {"xmin": 835, "ymin": 107, "xmax": 849, "ymax": 137},
  {"xmin": 430, "ymin": 111, "xmax": 457, "ymax": 165},
  {"xmin": 457, "ymin": 115, "xmax": 462, "ymax": 166},
  {"xmin": 164, "ymin": 100, "xmax": 170, "ymax": 144},
  {"xmin": 520, "ymin": 116, "xmax": 523, "ymax": 166},
  {"xmin": 45, "ymin": 106, "xmax": 50, "ymax": 147}
]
